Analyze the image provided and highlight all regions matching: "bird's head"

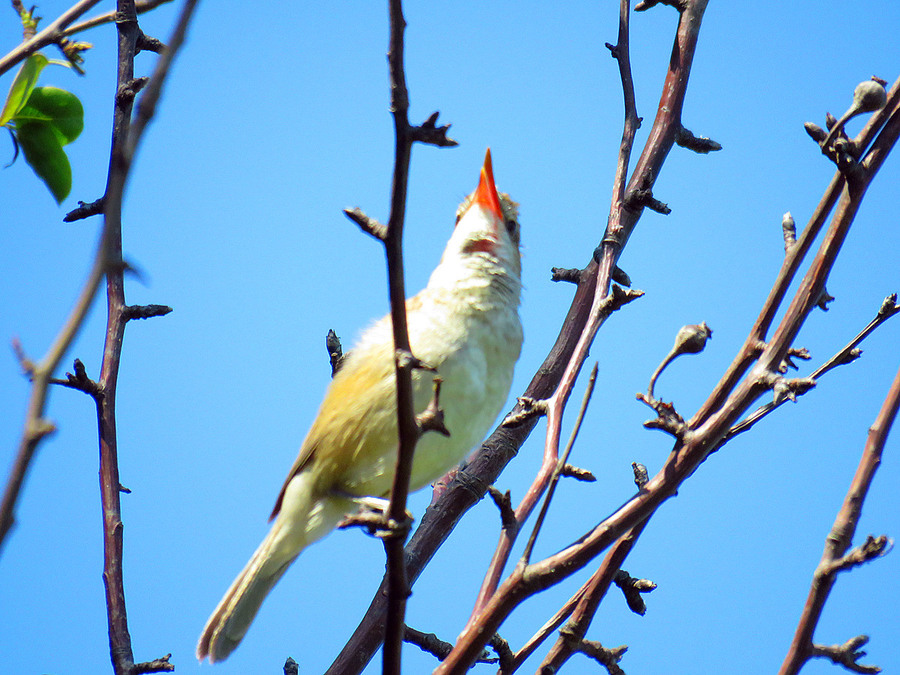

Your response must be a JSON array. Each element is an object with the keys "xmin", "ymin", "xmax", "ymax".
[{"xmin": 443, "ymin": 148, "xmax": 521, "ymax": 282}]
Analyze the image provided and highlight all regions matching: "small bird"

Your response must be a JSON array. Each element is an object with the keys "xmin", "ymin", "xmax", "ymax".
[{"xmin": 197, "ymin": 149, "xmax": 523, "ymax": 663}]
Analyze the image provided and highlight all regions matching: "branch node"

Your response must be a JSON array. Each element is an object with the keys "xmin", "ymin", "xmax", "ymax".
[
  {"xmin": 417, "ymin": 376, "xmax": 450, "ymax": 438},
  {"xmin": 810, "ymin": 635, "xmax": 881, "ymax": 674},
  {"xmin": 123, "ymin": 304, "xmax": 173, "ymax": 321},
  {"xmin": 782, "ymin": 212, "xmax": 797, "ymax": 253},
  {"xmin": 487, "ymin": 486, "xmax": 518, "ymax": 535},
  {"xmin": 625, "ymin": 186, "xmax": 671, "ymax": 214},
  {"xmin": 877, "ymin": 293, "xmax": 900, "ymax": 319},
  {"xmin": 133, "ymin": 653, "xmax": 174, "ymax": 674},
  {"xmin": 611, "ymin": 265, "xmax": 632, "ymax": 288},
  {"xmin": 337, "ymin": 498, "xmax": 413, "ymax": 541},
  {"xmin": 53, "ymin": 358, "xmax": 103, "ymax": 398},
  {"xmin": 827, "ymin": 534, "xmax": 892, "ymax": 574},
  {"xmin": 550, "ymin": 267, "xmax": 582, "ymax": 284},
  {"xmin": 779, "ymin": 346, "xmax": 812, "ymax": 373},
  {"xmin": 631, "ymin": 461, "xmax": 649, "ymax": 489},
  {"xmin": 613, "ymin": 569, "xmax": 657, "ymax": 615},
  {"xmin": 116, "ymin": 76, "xmax": 149, "ymax": 105},
  {"xmin": 343, "ymin": 207, "xmax": 388, "ymax": 241},
  {"xmin": 768, "ymin": 374, "xmax": 817, "ymax": 405},
  {"xmin": 817, "ymin": 287, "xmax": 835, "ymax": 312},
  {"xmin": 12, "ymin": 337, "xmax": 36, "ymax": 377},
  {"xmin": 637, "ymin": 394, "xmax": 688, "ymax": 438},
  {"xmin": 64, "ymin": 197, "xmax": 105, "ymax": 222},
  {"xmin": 136, "ymin": 31, "xmax": 165, "ymax": 54},
  {"xmin": 560, "ymin": 464, "xmax": 596, "ymax": 482},
  {"xmin": 489, "ymin": 633, "xmax": 515, "ymax": 671},
  {"xmin": 410, "ymin": 111, "xmax": 458, "ymax": 147},
  {"xmin": 804, "ymin": 121, "xmax": 827, "ymax": 144},
  {"xmin": 326, "ymin": 329, "xmax": 345, "ymax": 377},
  {"xmin": 635, "ymin": 0, "xmax": 687, "ymax": 11},
  {"xmin": 675, "ymin": 125, "xmax": 722, "ymax": 153},
  {"xmin": 502, "ymin": 396, "xmax": 549, "ymax": 427}
]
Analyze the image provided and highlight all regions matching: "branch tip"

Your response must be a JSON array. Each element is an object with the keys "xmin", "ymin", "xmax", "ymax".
[
  {"xmin": 550, "ymin": 267, "xmax": 581, "ymax": 284},
  {"xmin": 123, "ymin": 304, "xmax": 173, "ymax": 321},
  {"xmin": 675, "ymin": 125, "xmax": 722, "ymax": 153},
  {"xmin": 810, "ymin": 635, "xmax": 881, "ymax": 674},
  {"xmin": 782, "ymin": 212, "xmax": 797, "ymax": 253},
  {"xmin": 343, "ymin": 207, "xmax": 388, "ymax": 240},
  {"xmin": 487, "ymin": 486, "xmax": 518, "ymax": 534},
  {"xmin": 631, "ymin": 462, "xmax": 649, "ymax": 489},
  {"xmin": 503, "ymin": 396, "xmax": 548, "ymax": 427},
  {"xmin": 411, "ymin": 111, "xmax": 458, "ymax": 147},
  {"xmin": 133, "ymin": 653, "xmax": 174, "ymax": 674},
  {"xmin": 560, "ymin": 464, "xmax": 596, "ymax": 482},
  {"xmin": 326, "ymin": 329, "xmax": 345, "ymax": 377},
  {"xmin": 64, "ymin": 197, "xmax": 105, "ymax": 222}
]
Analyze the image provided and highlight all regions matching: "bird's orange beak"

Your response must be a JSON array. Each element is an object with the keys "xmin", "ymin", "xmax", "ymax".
[{"xmin": 471, "ymin": 148, "xmax": 504, "ymax": 222}]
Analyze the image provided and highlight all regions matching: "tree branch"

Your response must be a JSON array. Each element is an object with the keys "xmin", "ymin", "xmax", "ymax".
[
  {"xmin": 778, "ymin": 361, "xmax": 900, "ymax": 675},
  {"xmin": 0, "ymin": 0, "xmax": 103, "ymax": 76}
]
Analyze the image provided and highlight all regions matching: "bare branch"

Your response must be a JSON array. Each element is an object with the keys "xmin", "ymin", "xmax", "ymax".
[
  {"xmin": 62, "ymin": 0, "xmax": 174, "ymax": 38},
  {"xmin": 778, "ymin": 361, "xmax": 900, "ymax": 674},
  {"xmin": 809, "ymin": 636, "xmax": 881, "ymax": 674}
]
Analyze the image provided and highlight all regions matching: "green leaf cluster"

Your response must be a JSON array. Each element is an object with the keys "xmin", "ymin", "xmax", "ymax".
[{"xmin": 2, "ymin": 53, "xmax": 84, "ymax": 203}]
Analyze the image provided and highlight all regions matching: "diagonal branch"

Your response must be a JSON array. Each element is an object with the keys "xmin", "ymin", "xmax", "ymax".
[
  {"xmin": 326, "ymin": 2, "xmax": 713, "ymax": 672},
  {"xmin": 0, "ymin": 0, "xmax": 103, "ymax": 76},
  {"xmin": 778, "ymin": 360, "xmax": 900, "ymax": 674},
  {"xmin": 434, "ymin": 58, "xmax": 900, "ymax": 675}
]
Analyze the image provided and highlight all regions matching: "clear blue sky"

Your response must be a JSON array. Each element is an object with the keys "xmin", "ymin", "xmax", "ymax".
[{"xmin": 2, "ymin": 1, "xmax": 899, "ymax": 673}]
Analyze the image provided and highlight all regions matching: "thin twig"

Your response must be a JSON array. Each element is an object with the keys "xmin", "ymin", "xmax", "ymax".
[
  {"xmin": 520, "ymin": 363, "xmax": 599, "ymax": 564},
  {"xmin": 468, "ymin": 288, "xmax": 641, "ymax": 620},
  {"xmin": 778, "ymin": 361, "xmax": 900, "ymax": 675},
  {"xmin": 691, "ymin": 75, "xmax": 900, "ymax": 430},
  {"xmin": 725, "ymin": 294, "xmax": 900, "ymax": 442},
  {"xmin": 434, "ymin": 70, "xmax": 900, "ymax": 674},
  {"xmin": 62, "ymin": 0, "xmax": 174, "ymax": 37},
  {"xmin": 0, "ymin": 0, "xmax": 103, "ymax": 76}
]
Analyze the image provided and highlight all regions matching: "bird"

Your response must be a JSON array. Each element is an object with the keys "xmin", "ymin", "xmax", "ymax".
[{"xmin": 197, "ymin": 149, "xmax": 523, "ymax": 663}]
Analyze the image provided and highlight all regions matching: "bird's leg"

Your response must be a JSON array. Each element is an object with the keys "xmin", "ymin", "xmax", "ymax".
[{"xmin": 335, "ymin": 493, "xmax": 414, "ymax": 539}]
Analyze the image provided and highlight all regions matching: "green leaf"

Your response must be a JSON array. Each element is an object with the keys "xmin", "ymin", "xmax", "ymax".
[
  {"xmin": 0, "ymin": 53, "xmax": 48, "ymax": 127},
  {"xmin": 16, "ymin": 120, "xmax": 71, "ymax": 203},
  {"xmin": 15, "ymin": 86, "xmax": 84, "ymax": 145}
]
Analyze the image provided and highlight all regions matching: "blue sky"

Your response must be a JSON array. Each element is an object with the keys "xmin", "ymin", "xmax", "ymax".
[{"xmin": 2, "ymin": 1, "xmax": 899, "ymax": 673}]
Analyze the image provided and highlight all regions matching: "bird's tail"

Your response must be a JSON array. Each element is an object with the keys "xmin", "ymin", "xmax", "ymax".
[
  {"xmin": 197, "ymin": 471, "xmax": 353, "ymax": 663},
  {"xmin": 196, "ymin": 516, "xmax": 300, "ymax": 663}
]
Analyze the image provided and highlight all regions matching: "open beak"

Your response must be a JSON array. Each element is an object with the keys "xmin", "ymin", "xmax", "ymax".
[{"xmin": 470, "ymin": 148, "xmax": 504, "ymax": 222}]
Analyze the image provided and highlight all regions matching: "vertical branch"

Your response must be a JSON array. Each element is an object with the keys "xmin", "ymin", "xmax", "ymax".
[
  {"xmin": 97, "ymin": 2, "xmax": 141, "ymax": 669},
  {"xmin": 98, "ymin": 1, "xmax": 197, "ymax": 673},
  {"xmin": 607, "ymin": 0, "xmax": 639, "ymax": 210},
  {"xmin": 380, "ymin": 2, "xmax": 421, "ymax": 673},
  {"xmin": 778, "ymin": 361, "xmax": 900, "ymax": 675}
]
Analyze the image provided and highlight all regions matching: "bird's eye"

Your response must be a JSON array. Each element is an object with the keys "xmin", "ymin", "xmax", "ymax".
[{"xmin": 505, "ymin": 218, "xmax": 517, "ymax": 234}]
